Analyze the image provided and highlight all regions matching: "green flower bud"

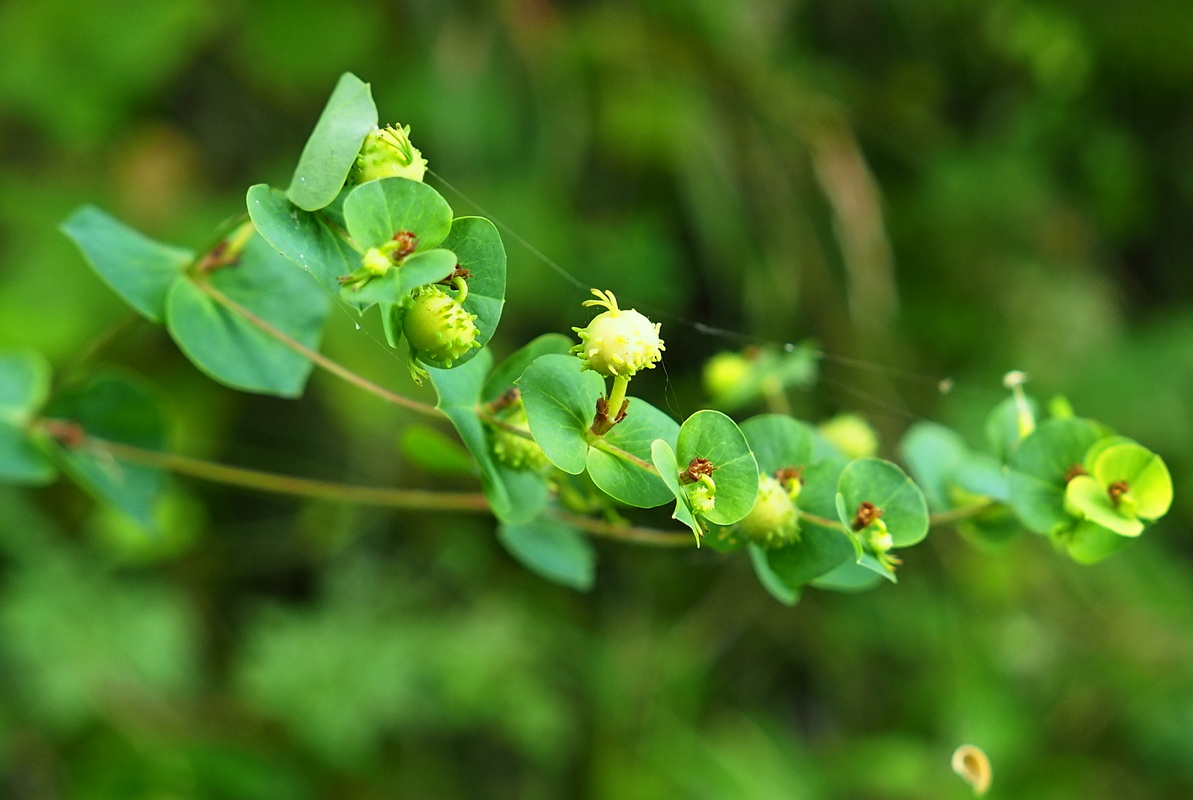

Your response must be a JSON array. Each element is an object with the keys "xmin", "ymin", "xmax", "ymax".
[
  {"xmin": 703, "ymin": 351, "xmax": 751, "ymax": 399},
  {"xmin": 353, "ymin": 124, "xmax": 428, "ymax": 184},
  {"xmin": 687, "ymin": 479, "xmax": 717, "ymax": 515},
  {"xmin": 736, "ymin": 474, "xmax": 799, "ymax": 547},
  {"xmin": 361, "ymin": 246, "xmax": 392, "ymax": 276},
  {"xmin": 403, "ymin": 285, "xmax": 480, "ymax": 366},
  {"xmin": 818, "ymin": 413, "xmax": 879, "ymax": 459},
  {"xmin": 489, "ymin": 405, "xmax": 550, "ymax": 472},
  {"xmin": 571, "ymin": 289, "xmax": 664, "ymax": 378}
]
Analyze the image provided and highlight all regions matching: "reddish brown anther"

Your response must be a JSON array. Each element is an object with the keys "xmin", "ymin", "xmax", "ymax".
[
  {"xmin": 437, "ymin": 265, "xmax": 473, "ymax": 285},
  {"xmin": 1063, "ymin": 464, "xmax": 1088, "ymax": 484},
  {"xmin": 774, "ymin": 465, "xmax": 804, "ymax": 487},
  {"xmin": 851, "ymin": 501, "xmax": 884, "ymax": 532},
  {"xmin": 195, "ymin": 241, "xmax": 241, "ymax": 274},
  {"xmin": 391, "ymin": 230, "xmax": 419, "ymax": 260},
  {"xmin": 42, "ymin": 419, "xmax": 87, "ymax": 448},
  {"xmin": 1108, "ymin": 480, "xmax": 1130, "ymax": 506},
  {"xmin": 679, "ymin": 457, "xmax": 717, "ymax": 485},
  {"xmin": 489, "ymin": 387, "xmax": 521, "ymax": 414}
]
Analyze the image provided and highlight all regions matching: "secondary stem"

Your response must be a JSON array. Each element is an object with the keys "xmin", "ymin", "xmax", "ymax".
[
  {"xmin": 51, "ymin": 424, "xmax": 691, "ymax": 548},
  {"xmin": 195, "ymin": 278, "xmax": 441, "ymax": 419}
]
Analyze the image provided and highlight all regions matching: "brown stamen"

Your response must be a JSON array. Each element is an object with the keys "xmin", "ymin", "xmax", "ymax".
[
  {"xmin": 680, "ymin": 457, "xmax": 717, "ymax": 485},
  {"xmin": 1108, "ymin": 480, "xmax": 1130, "ymax": 506},
  {"xmin": 391, "ymin": 230, "xmax": 419, "ymax": 260},
  {"xmin": 851, "ymin": 501, "xmax": 884, "ymax": 532},
  {"xmin": 1063, "ymin": 464, "xmax": 1087, "ymax": 483}
]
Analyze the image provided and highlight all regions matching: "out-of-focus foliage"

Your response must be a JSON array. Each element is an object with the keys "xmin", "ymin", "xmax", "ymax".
[{"xmin": 2, "ymin": 0, "xmax": 1193, "ymax": 797}]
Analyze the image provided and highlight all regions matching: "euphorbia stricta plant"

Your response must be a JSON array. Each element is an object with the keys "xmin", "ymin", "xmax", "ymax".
[{"xmin": 0, "ymin": 72, "xmax": 1172, "ymax": 602}]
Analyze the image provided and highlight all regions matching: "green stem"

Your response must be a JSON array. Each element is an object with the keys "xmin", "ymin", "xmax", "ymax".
[
  {"xmin": 928, "ymin": 500, "xmax": 996, "ymax": 527},
  {"xmin": 194, "ymin": 278, "xmax": 441, "ymax": 419},
  {"xmin": 58, "ymin": 428, "xmax": 691, "ymax": 548},
  {"xmin": 606, "ymin": 374, "xmax": 630, "ymax": 417}
]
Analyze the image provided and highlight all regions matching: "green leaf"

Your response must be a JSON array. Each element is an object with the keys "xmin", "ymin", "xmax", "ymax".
[
  {"xmin": 428, "ymin": 350, "xmax": 549, "ymax": 525},
  {"xmin": 835, "ymin": 458, "xmax": 929, "ymax": 547},
  {"xmin": 748, "ymin": 544, "xmax": 801, "ymax": 606},
  {"xmin": 650, "ymin": 438, "xmax": 701, "ymax": 540},
  {"xmin": 0, "ymin": 349, "xmax": 55, "ymax": 484},
  {"xmin": 856, "ymin": 552, "xmax": 898, "ymax": 583},
  {"xmin": 44, "ymin": 371, "xmax": 167, "ymax": 528},
  {"xmin": 1088, "ymin": 442, "xmax": 1172, "ymax": 520},
  {"xmin": 810, "ymin": 560, "xmax": 885, "ymax": 592},
  {"xmin": 483, "ymin": 334, "xmax": 573, "ymax": 403},
  {"xmin": 898, "ymin": 422, "xmax": 969, "ymax": 511},
  {"xmin": 247, "ymin": 183, "xmax": 362, "ymax": 293},
  {"xmin": 497, "ymin": 519, "xmax": 596, "ymax": 591},
  {"xmin": 165, "ymin": 234, "xmax": 331, "ymax": 397},
  {"xmin": 398, "ymin": 426, "xmax": 475, "ymax": 476},
  {"xmin": 675, "ymin": 410, "xmax": 758, "ymax": 526},
  {"xmin": 61, "ymin": 205, "xmax": 192, "ymax": 322},
  {"xmin": 985, "ymin": 395, "xmax": 1040, "ymax": 461},
  {"xmin": 287, "ymin": 73, "xmax": 378, "ymax": 212},
  {"xmin": 342, "ymin": 177, "xmax": 453, "ymax": 251},
  {"xmin": 340, "ymin": 248, "xmax": 457, "ymax": 309},
  {"xmin": 427, "ymin": 216, "xmax": 506, "ymax": 369},
  {"xmin": 517, "ymin": 354, "xmax": 603, "ymax": 475},
  {"xmin": 740, "ymin": 414, "xmax": 814, "ymax": 475},
  {"xmin": 586, "ymin": 400, "xmax": 678, "ymax": 508},
  {"xmin": 761, "ymin": 523, "xmax": 856, "ymax": 589},
  {"xmin": 1007, "ymin": 417, "xmax": 1103, "ymax": 535},
  {"xmin": 797, "ymin": 456, "xmax": 849, "ymax": 519},
  {"xmin": 1064, "ymin": 520, "xmax": 1132, "ymax": 564},
  {"xmin": 1064, "ymin": 475, "xmax": 1143, "ymax": 536}
]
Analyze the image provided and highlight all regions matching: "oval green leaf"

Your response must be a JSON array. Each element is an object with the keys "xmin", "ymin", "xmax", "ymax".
[
  {"xmin": 517, "ymin": 354, "xmax": 603, "ymax": 475},
  {"xmin": 0, "ymin": 349, "xmax": 55, "ymax": 484},
  {"xmin": 676, "ymin": 410, "xmax": 758, "ymax": 526},
  {"xmin": 811, "ymin": 560, "xmax": 886, "ymax": 592},
  {"xmin": 761, "ymin": 523, "xmax": 856, "ymax": 589},
  {"xmin": 835, "ymin": 458, "xmax": 929, "ymax": 548},
  {"xmin": 417, "ymin": 216, "xmax": 507, "ymax": 370},
  {"xmin": 428, "ymin": 349, "xmax": 550, "ymax": 525},
  {"xmin": 1089, "ymin": 442, "xmax": 1172, "ymax": 520},
  {"xmin": 165, "ymin": 233, "xmax": 331, "ymax": 398},
  {"xmin": 61, "ymin": 205, "xmax": 192, "ymax": 322},
  {"xmin": 650, "ymin": 438, "xmax": 702, "ymax": 541},
  {"xmin": 748, "ymin": 544, "xmax": 801, "ymax": 606},
  {"xmin": 483, "ymin": 334, "xmax": 573, "ymax": 403},
  {"xmin": 342, "ymin": 177, "xmax": 453, "ymax": 252},
  {"xmin": 1064, "ymin": 520, "xmax": 1132, "ymax": 564},
  {"xmin": 44, "ymin": 371, "xmax": 167, "ymax": 528},
  {"xmin": 586, "ymin": 399, "xmax": 678, "ymax": 508},
  {"xmin": 1064, "ymin": 474, "xmax": 1143, "ymax": 537},
  {"xmin": 247, "ymin": 183, "xmax": 362, "ymax": 293},
  {"xmin": 287, "ymin": 73, "xmax": 378, "ymax": 212},
  {"xmin": 740, "ymin": 414, "xmax": 814, "ymax": 476},
  {"xmin": 497, "ymin": 519, "xmax": 596, "ymax": 591},
  {"xmin": 340, "ymin": 248, "xmax": 457, "ymax": 309},
  {"xmin": 1007, "ymin": 417, "xmax": 1103, "ymax": 535}
]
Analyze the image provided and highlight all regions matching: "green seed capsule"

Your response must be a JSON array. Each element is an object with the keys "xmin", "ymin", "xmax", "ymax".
[
  {"xmin": 353, "ymin": 124, "xmax": 428, "ymax": 184},
  {"xmin": 403, "ymin": 285, "xmax": 480, "ymax": 366},
  {"xmin": 489, "ymin": 405, "xmax": 550, "ymax": 472},
  {"xmin": 736, "ymin": 474, "xmax": 800, "ymax": 547}
]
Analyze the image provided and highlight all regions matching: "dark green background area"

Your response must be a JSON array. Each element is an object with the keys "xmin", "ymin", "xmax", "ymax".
[{"xmin": 2, "ymin": 1, "xmax": 1192, "ymax": 797}]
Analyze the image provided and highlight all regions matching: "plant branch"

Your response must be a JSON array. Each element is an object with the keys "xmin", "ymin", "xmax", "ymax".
[
  {"xmin": 194, "ymin": 278, "xmax": 441, "ymax": 419},
  {"xmin": 46, "ymin": 423, "xmax": 692, "ymax": 548},
  {"xmin": 928, "ymin": 501, "xmax": 997, "ymax": 527}
]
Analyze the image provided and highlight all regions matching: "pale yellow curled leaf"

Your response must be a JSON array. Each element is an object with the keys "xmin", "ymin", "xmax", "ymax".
[{"xmin": 952, "ymin": 744, "xmax": 992, "ymax": 796}]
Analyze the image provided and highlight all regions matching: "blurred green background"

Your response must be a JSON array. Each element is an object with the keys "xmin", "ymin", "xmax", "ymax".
[{"xmin": 2, "ymin": 0, "xmax": 1193, "ymax": 797}]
